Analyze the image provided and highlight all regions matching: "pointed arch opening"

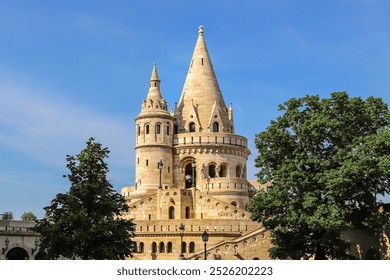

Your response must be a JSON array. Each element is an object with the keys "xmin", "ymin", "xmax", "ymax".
[
  {"xmin": 185, "ymin": 161, "xmax": 196, "ymax": 188},
  {"xmin": 219, "ymin": 163, "xmax": 227, "ymax": 177},
  {"xmin": 167, "ymin": 242, "xmax": 173, "ymax": 253},
  {"xmin": 236, "ymin": 165, "xmax": 242, "ymax": 178},
  {"xmin": 159, "ymin": 242, "xmax": 165, "ymax": 253},
  {"xmin": 213, "ymin": 122, "xmax": 219, "ymax": 132},
  {"xmin": 181, "ymin": 242, "xmax": 187, "ymax": 253},
  {"xmin": 139, "ymin": 242, "xmax": 144, "ymax": 253},
  {"xmin": 156, "ymin": 123, "xmax": 161, "ymax": 134},
  {"xmin": 208, "ymin": 163, "xmax": 216, "ymax": 178},
  {"xmin": 189, "ymin": 122, "xmax": 196, "ymax": 132},
  {"xmin": 169, "ymin": 206, "xmax": 175, "ymax": 219},
  {"xmin": 189, "ymin": 242, "xmax": 195, "ymax": 253},
  {"xmin": 152, "ymin": 242, "xmax": 157, "ymax": 254}
]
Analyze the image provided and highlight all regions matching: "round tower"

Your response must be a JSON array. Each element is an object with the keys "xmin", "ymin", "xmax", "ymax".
[
  {"xmin": 135, "ymin": 63, "xmax": 174, "ymax": 194},
  {"xmin": 173, "ymin": 26, "xmax": 251, "ymax": 209}
]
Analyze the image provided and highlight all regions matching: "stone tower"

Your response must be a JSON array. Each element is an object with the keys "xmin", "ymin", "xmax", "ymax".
[
  {"xmin": 122, "ymin": 26, "xmax": 271, "ymax": 260},
  {"xmin": 172, "ymin": 25, "xmax": 251, "ymax": 210},
  {"xmin": 135, "ymin": 63, "xmax": 174, "ymax": 194}
]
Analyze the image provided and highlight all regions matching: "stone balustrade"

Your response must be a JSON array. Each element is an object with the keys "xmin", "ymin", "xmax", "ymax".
[
  {"xmin": 173, "ymin": 132, "xmax": 248, "ymax": 148},
  {"xmin": 198, "ymin": 177, "xmax": 249, "ymax": 193},
  {"xmin": 135, "ymin": 219, "xmax": 258, "ymax": 234}
]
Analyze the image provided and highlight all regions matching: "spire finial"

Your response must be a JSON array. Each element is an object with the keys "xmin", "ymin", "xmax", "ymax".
[
  {"xmin": 198, "ymin": 25, "xmax": 204, "ymax": 36},
  {"xmin": 149, "ymin": 62, "xmax": 160, "ymax": 83}
]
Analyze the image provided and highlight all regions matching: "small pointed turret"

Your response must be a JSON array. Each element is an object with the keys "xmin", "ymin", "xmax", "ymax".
[
  {"xmin": 174, "ymin": 26, "xmax": 233, "ymax": 133},
  {"xmin": 141, "ymin": 63, "xmax": 167, "ymax": 112},
  {"xmin": 147, "ymin": 62, "xmax": 163, "ymax": 100}
]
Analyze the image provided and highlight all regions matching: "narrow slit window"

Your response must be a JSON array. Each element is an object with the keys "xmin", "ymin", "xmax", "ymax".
[
  {"xmin": 156, "ymin": 123, "xmax": 161, "ymax": 134},
  {"xmin": 213, "ymin": 122, "xmax": 219, "ymax": 132}
]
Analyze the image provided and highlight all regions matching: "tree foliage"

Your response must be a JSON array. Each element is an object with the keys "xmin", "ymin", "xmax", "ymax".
[
  {"xmin": 249, "ymin": 92, "xmax": 390, "ymax": 259},
  {"xmin": 21, "ymin": 211, "xmax": 37, "ymax": 221},
  {"xmin": 1, "ymin": 212, "xmax": 13, "ymax": 220},
  {"xmin": 34, "ymin": 137, "xmax": 135, "ymax": 260}
]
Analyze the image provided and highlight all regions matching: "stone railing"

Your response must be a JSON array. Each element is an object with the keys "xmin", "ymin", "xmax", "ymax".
[
  {"xmin": 173, "ymin": 132, "xmax": 248, "ymax": 149},
  {"xmin": 0, "ymin": 226, "xmax": 36, "ymax": 233},
  {"xmin": 134, "ymin": 219, "xmax": 256, "ymax": 234},
  {"xmin": 198, "ymin": 177, "xmax": 249, "ymax": 193}
]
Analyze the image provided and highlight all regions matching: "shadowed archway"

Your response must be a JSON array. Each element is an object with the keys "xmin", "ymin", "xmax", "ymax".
[{"xmin": 6, "ymin": 247, "xmax": 29, "ymax": 260}]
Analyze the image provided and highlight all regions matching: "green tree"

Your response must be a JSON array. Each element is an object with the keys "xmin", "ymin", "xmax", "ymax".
[
  {"xmin": 21, "ymin": 211, "xmax": 37, "ymax": 221},
  {"xmin": 34, "ymin": 137, "xmax": 135, "ymax": 260},
  {"xmin": 249, "ymin": 92, "xmax": 390, "ymax": 259},
  {"xmin": 1, "ymin": 212, "xmax": 13, "ymax": 220}
]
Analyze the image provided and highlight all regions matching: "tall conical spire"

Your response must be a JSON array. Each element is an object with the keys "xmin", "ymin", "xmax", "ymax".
[
  {"xmin": 140, "ymin": 62, "xmax": 167, "ymax": 113},
  {"xmin": 175, "ymin": 26, "xmax": 233, "ymax": 133},
  {"xmin": 147, "ymin": 62, "xmax": 162, "ymax": 100}
]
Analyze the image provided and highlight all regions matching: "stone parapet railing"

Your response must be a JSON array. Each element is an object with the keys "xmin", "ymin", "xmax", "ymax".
[
  {"xmin": 134, "ymin": 219, "xmax": 259, "ymax": 235},
  {"xmin": 173, "ymin": 132, "xmax": 248, "ymax": 149}
]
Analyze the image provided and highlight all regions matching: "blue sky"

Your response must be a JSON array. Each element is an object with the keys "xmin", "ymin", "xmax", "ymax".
[{"xmin": 0, "ymin": 0, "xmax": 389, "ymax": 219}]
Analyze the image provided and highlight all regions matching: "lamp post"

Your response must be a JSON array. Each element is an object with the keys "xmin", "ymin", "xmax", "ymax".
[
  {"xmin": 2, "ymin": 237, "xmax": 9, "ymax": 255},
  {"xmin": 179, "ymin": 223, "xmax": 185, "ymax": 259},
  {"xmin": 202, "ymin": 230, "xmax": 209, "ymax": 260},
  {"xmin": 191, "ymin": 159, "xmax": 196, "ymax": 188},
  {"xmin": 158, "ymin": 160, "xmax": 163, "ymax": 189}
]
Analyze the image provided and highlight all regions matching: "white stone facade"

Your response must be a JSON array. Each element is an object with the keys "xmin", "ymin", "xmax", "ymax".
[{"xmin": 121, "ymin": 26, "xmax": 271, "ymax": 260}]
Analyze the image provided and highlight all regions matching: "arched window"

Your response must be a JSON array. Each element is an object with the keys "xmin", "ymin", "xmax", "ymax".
[
  {"xmin": 139, "ymin": 242, "xmax": 144, "ymax": 253},
  {"xmin": 189, "ymin": 122, "xmax": 195, "ymax": 132},
  {"xmin": 133, "ymin": 242, "xmax": 137, "ymax": 253},
  {"xmin": 219, "ymin": 164, "xmax": 227, "ymax": 177},
  {"xmin": 181, "ymin": 242, "xmax": 187, "ymax": 253},
  {"xmin": 146, "ymin": 124, "xmax": 150, "ymax": 134},
  {"xmin": 213, "ymin": 122, "xmax": 219, "ymax": 132},
  {"xmin": 156, "ymin": 123, "xmax": 161, "ymax": 134},
  {"xmin": 167, "ymin": 242, "xmax": 173, "ymax": 253},
  {"xmin": 185, "ymin": 207, "xmax": 190, "ymax": 219},
  {"xmin": 138, "ymin": 126, "xmax": 141, "ymax": 136},
  {"xmin": 208, "ymin": 164, "xmax": 216, "ymax": 178},
  {"xmin": 152, "ymin": 242, "xmax": 157, "ymax": 253},
  {"xmin": 189, "ymin": 242, "xmax": 195, "ymax": 253},
  {"xmin": 174, "ymin": 124, "xmax": 178, "ymax": 134},
  {"xmin": 167, "ymin": 125, "xmax": 170, "ymax": 135},
  {"xmin": 169, "ymin": 206, "xmax": 175, "ymax": 219},
  {"xmin": 159, "ymin": 242, "xmax": 165, "ymax": 253},
  {"xmin": 185, "ymin": 162, "xmax": 196, "ymax": 188},
  {"xmin": 236, "ymin": 165, "xmax": 242, "ymax": 178}
]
